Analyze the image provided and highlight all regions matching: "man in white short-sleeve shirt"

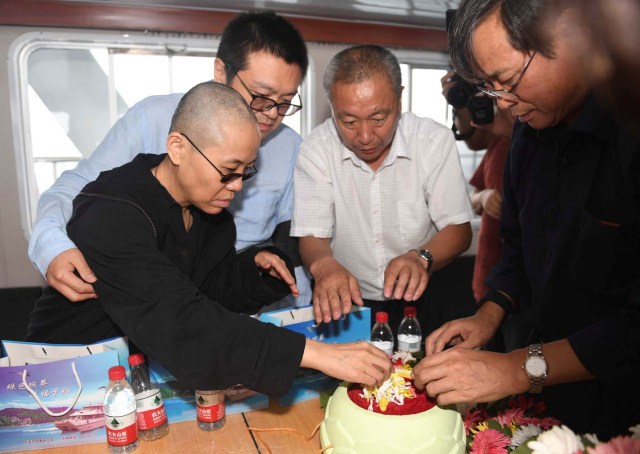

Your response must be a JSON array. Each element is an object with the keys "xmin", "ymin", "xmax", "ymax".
[{"xmin": 291, "ymin": 45, "xmax": 474, "ymax": 334}]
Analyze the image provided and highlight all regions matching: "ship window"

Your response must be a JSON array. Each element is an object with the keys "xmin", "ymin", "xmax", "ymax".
[
  {"xmin": 396, "ymin": 54, "xmax": 485, "ymax": 187},
  {"xmin": 9, "ymin": 31, "xmax": 306, "ymax": 235}
]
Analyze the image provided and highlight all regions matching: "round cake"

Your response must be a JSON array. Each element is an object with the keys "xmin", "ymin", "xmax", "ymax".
[{"xmin": 320, "ymin": 354, "xmax": 465, "ymax": 454}]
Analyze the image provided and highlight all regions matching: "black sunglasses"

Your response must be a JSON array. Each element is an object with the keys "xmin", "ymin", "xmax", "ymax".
[{"xmin": 179, "ymin": 133, "xmax": 258, "ymax": 184}]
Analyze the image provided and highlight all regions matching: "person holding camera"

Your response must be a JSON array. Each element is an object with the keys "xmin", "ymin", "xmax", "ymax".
[{"xmin": 442, "ymin": 70, "xmax": 514, "ymax": 304}]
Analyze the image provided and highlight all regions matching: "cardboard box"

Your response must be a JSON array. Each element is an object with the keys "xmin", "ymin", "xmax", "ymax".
[
  {"xmin": 259, "ymin": 305, "xmax": 371, "ymax": 344},
  {"xmin": 148, "ymin": 359, "xmax": 269, "ymax": 424},
  {"xmin": 259, "ymin": 305, "xmax": 371, "ymax": 406}
]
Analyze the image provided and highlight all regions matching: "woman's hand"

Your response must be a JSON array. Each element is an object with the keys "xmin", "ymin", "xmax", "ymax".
[
  {"xmin": 301, "ymin": 339, "xmax": 393, "ymax": 388},
  {"xmin": 254, "ymin": 251, "xmax": 299, "ymax": 297}
]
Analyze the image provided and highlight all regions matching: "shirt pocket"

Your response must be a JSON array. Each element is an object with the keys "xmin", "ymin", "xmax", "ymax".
[
  {"xmin": 570, "ymin": 208, "xmax": 632, "ymax": 295},
  {"xmin": 398, "ymin": 198, "xmax": 431, "ymax": 247}
]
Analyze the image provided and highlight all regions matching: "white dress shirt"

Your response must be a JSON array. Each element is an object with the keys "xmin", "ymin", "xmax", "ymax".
[{"xmin": 292, "ymin": 112, "xmax": 473, "ymax": 300}]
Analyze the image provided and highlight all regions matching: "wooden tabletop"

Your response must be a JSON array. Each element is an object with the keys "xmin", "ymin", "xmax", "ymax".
[{"xmin": 19, "ymin": 398, "xmax": 326, "ymax": 454}]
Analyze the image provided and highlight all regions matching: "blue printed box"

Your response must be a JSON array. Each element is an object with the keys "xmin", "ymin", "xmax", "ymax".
[
  {"xmin": 259, "ymin": 305, "xmax": 371, "ymax": 406},
  {"xmin": 148, "ymin": 360, "xmax": 269, "ymax": 424},
  {"xmin": 259, "ymin": 305, "xmax": 371, "ymax": 344}
]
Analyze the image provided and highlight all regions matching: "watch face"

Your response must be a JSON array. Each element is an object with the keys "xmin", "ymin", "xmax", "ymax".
[{"xmin": 526, "ymin": 356, "xmax": 547, "ymax": 377}]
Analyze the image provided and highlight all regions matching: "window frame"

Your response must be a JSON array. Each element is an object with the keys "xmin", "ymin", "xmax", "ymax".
[{"xmin": 8, "ymin": 30, "xmax": 313, "ymax": 239}]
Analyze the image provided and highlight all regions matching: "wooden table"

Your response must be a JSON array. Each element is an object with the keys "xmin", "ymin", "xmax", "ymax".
[{"xmin": 20, "ymin": 398, "xmax": 325, "ymax": 454}]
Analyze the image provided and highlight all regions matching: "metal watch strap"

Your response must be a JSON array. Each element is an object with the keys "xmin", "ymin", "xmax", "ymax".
[
  {"xmin": 527, "ymin": 343, "xmax": 546, "ymax": 394},
  {"xmin": 411, "ymin": 248, "xmax": 433, "ymax": 272}
]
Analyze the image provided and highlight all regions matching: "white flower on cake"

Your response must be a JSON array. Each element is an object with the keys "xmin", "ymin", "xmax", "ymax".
[
  {"xmin": 391, "ymin": 350, "xmax": 416, "ymax": 364},
  {"xmin": 359, "ymin": 351, "xmax": 417, "ymax": 412}
]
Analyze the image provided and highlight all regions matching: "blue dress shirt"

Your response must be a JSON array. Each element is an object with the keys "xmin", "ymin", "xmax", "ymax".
[{"xmin": 28, "ymin": 93, "xmax": 311, "ymax": 307}]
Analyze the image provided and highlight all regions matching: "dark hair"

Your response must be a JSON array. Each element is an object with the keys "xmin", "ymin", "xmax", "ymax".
[
  {"xmin": 450, "ymin": 0, "xmax": 553, "ymax": 81},
  {"xmin": 217, "ymin": 11, "xmax": 308, "ymax": 82},
  {"xmin": 323, "ymin": 44, "xmax": 402, "ymax": 101}
]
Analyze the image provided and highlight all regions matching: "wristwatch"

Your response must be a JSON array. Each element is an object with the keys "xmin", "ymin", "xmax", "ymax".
[
  {"xmin": 411, "ymin": 248, "xmax": 433, "ymax": 272},
  {"xmin": 522, "ymin": 343, "xmax": 548, "ymax": 393}
]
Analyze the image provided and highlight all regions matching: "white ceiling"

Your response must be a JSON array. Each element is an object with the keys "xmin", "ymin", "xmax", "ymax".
[{"xmin": 67, "ymin": 0, "xmax": 461, "ymax": 28}]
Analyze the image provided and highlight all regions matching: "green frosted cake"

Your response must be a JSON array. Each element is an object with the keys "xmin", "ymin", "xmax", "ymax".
[{"xmin": 320, "ymin": 353, "xmax": 465, "ymax": 454}]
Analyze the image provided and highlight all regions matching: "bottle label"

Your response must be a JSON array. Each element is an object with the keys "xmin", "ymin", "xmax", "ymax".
[
  {"xmin": 135, "ymin": 389, "xmax": 168, "ymax": 430},
  {"xmin": 105, "ymin": 410, "xmax": 138, "ymax": 446},
  {"xmin": 371, "ymin": 340, "xmax": 393, "ymax": 357},
  {"xmin": 195, "ymin": 391, "xmax": 225, "ymax": 423},
  {"xmin": 397, "ymin": 334, "xmax": 421, "ymax": 353}
]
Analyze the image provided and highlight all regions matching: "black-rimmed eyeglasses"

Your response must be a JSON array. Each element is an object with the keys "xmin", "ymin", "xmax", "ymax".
[
  {"xmin": 476, "ymin": 51, "xmax": 537, "ymax": 102},
  {"xmin": 233, "ymin": 71, "xmax": 302, "ymax": 117},
  {"xmin": 180, "ymin": 133, "xmax": 258, "ymax": 184}
]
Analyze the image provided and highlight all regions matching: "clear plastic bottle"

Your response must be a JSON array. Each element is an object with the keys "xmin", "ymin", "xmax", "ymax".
[
  {"xmin": 128, "ymin": 353, "xmax": 169, "ymax": 441},
  {"xmin": 195, "ymin": 390, "xmax": 226, "ymax": 431},
  {"xmin": 370, "ymin": 311, "xmax": 394, "ymax": 357},
  {"xmin": 397, "ymin": 306, "xmax": 422, "ymax": 354},
  {"xmin": 104, "ymin": 365, "xmax": 139, "ymax": 453}
]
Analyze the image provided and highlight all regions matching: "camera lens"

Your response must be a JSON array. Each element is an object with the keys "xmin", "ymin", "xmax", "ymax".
[
  {"xmin": 446, "ymin": 82, "xmax": 477, "ymax": 109},
  {"xmin": 467, "ymin": 95, "xmax": 495, "ymax": 125}
]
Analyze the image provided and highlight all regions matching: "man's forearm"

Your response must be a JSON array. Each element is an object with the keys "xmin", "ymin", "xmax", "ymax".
[
  {"xmin": 29, "ymin": 188, "xmax": 81, "ymax": 276},
  {"xmin": 299, "ymin": 236, "xmax": 334, "ymax": 277},
  {"xmin": 422, "ymin": 222, "xmax": 472, "ymax": 272}
]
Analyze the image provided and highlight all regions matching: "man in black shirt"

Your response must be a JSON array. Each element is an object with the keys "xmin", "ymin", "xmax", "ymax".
[{"xmin": 413, "ymin": 0, "xmax": 640, "ymax": 438}]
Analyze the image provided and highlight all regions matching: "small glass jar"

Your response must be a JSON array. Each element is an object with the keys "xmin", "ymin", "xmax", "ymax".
[{"xmin": 195, "ymin": 390, "xmax": 226, "ymax": 431}]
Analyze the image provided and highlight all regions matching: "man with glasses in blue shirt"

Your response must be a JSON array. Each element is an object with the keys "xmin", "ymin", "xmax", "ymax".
[
  {"xmin": 413, "ymin": 0, "xmax": 640, "ymax": 439},
  {"xmin": 28, "ymin": 11, "xmax": 312, "ymax": 309}
]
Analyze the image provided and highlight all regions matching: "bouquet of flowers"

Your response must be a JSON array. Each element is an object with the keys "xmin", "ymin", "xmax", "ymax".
[
  {"xmin": 464, "ymin": 395, "xmax": 640, "ymax": 454},
  {"xmin": 526, "ymin": 423, "xmax": 640, "ymax": 454},
  {"xmin": 463, "ymin": 395, "xmax": 561, "ymax": 453}
]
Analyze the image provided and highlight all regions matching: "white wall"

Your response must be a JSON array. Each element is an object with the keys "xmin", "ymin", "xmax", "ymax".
[{"xmin": 0, "ymin": 26, "xmax": 46, "ymax": 288}]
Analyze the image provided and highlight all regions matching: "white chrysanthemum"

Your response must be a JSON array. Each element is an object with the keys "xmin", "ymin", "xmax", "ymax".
[
  {"xmin": 630, "ymin": 423, "xmax": 640, "ymax": 439},
  {"xmin": 511, "ymin": 424, "xmax": 543, "ymax": 448},
  {"xmin": 582, "ymin": 433, "xmax": 599, "ymax": 446},
  {"xmin": 527, "ymin": 425, "xmax": 584, "ymax": 454},
  {"xmin": 391, "ymin": 350, "xmax": 415, "ymax": 364},
  {"xmin": 360, "ymin": 371, "xmax": 413, "ymax": 412}
]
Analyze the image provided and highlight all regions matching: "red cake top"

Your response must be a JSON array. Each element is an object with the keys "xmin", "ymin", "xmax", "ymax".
[{"xmin": 347, "ymin": 352, "xmax": 436, "ymax": 416}]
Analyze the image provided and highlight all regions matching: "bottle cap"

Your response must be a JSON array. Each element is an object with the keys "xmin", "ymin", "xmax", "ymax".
[
  {"xmin": 128, "ymin": 353, "xmax": 145, "ymax": 366},
  {"xmin": 404, "ymin": 306, "xmax": 417, "ymax": 317},
  {"xmin": 375, "ymin": 311, "xmax": 389, "ymax": 323},
  {"xmin": 108, "ymin": 365, "xmax": 126, "ymax": 381}
]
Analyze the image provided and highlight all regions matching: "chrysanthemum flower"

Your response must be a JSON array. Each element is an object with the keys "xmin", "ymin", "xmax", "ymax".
[
  {"xmin": 587, "ymin": 435, "xmax": 640, "ymax": 454},
  {"xmin": 528, "ymin": 425, "xmax": 585, "ymax": 454},
  {"xmin": 470, "ymin": 428, "xmax": 511, "ymax": 454},
  {"xmin": 511, "ymin": 424, "xmax": 543, "ymax": 449}
]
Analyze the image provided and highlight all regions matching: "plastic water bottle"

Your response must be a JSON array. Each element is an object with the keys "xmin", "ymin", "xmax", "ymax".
[
  {"xmin": 128, "ymin": 353, "xmax": 169, "ymax": 441},
  {"xmin": 195, "ymin": 390, "xmax": 226, "ymax": 431},
  {"xmin": 370, "ymin": 311, "xmax": 394, "ymax": 357},
  {"xmin": 397, "ymin": 306, "xmax": 422, "ymax": 354},
  {"xmin": 104, "ymin": 365, "xmax": 139, "ymax": 453}
]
